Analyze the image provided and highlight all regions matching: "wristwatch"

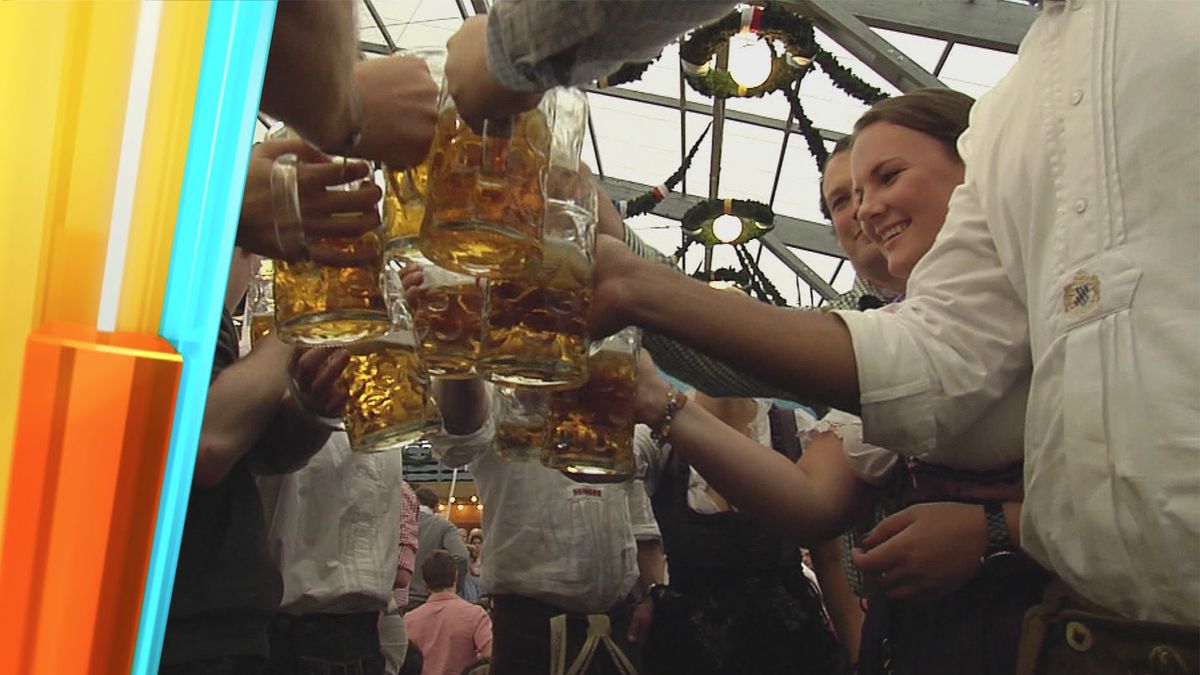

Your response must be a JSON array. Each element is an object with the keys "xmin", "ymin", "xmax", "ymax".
[
  {"xmin": 641, "ymin": 583, "xmax": 667, "ymax": 603},
  {"xmin": 981, "ymin": 502, "xmax": 1017, "ymax": 572}
]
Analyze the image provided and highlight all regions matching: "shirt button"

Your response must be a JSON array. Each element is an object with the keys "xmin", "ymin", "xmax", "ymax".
[
  {"xmin": 1075, "ymin": 198, "xmax": 1088, "ymax": 214},
  {"xmin": 1071, "ymin": 89, "xmax": 1084, "ymax": 106}
]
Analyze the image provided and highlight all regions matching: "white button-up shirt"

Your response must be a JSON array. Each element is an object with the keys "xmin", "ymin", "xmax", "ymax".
[
  {"xmin": 258, "ymin": 432, "xmax": 406, "ymax": 614},
  {"xmin": 835, "ymin": 0, "xmax": 1199, "ymax": 624},
  {"xmin": 434, "ymin": 389, "xmax": 661, "ymax": 614}
]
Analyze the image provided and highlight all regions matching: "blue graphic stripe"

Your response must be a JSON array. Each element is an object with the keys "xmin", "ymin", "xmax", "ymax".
[{"xmin": 133, "ymin": 2, "xmax": 276, "ymax": 673}]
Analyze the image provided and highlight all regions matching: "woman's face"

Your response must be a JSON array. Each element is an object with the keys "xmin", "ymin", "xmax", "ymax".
[{"xmin": 852, "ymin": 121, "xmax": 965, "ymax": 279}]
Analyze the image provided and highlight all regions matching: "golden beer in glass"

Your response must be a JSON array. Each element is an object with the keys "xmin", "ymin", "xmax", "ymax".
[
  {"xmin": 340, "ymin": 336, "xmax": 442, "ymax": 453},
  {"xmin": 491, "ymin": 386, "xmax": 550, "ymax": 463},
  {"xmin": 339, "ymin": 267, "xmax": 443, "ymax": 453},
  {"xmin": 542, "ymin": 327, "xmax": 641, "ymax": 482},
  {"xmin": 383, "ymin": 162, "xmax": 429, "ymax": 262},
  {"xmin": 479, "ymin": 240, "xmax": 592, "ymax": 389},
  {"xmin": 419, "ymin": 87, "xmax": 589, "ymax": 278},
  {"xmin": 409, "ymin": 263, "xmax": 484, "ymax": 379},
  {"xmin": 273, "ymin": 240, "xmax": 389, "ymax": 345}
]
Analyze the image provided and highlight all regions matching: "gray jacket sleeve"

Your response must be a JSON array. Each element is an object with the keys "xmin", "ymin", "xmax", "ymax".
[{"xmin": 486, "ymin": 0, "xmax": 735, "ymax": 91}]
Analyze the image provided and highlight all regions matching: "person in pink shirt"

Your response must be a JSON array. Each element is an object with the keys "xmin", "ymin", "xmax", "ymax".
[{"xmin": 405, "ymin": 550, "xmax": 493, "ymax": 675}]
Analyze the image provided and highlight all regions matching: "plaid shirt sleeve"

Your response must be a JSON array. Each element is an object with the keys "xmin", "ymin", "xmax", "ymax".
[
  {"xmin": 486, "ymin": 0, "xmax": 735, "ymax": 91},
  {"xmin": 393, "ymin": 482, "xmax": 420, "ymax": 608},
  {"xmin": 397, "ymin": 482, "xmax": 419, "ymax": 573}
]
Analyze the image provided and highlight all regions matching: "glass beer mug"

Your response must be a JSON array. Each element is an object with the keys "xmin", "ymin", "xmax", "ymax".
[
  {"xmin": 542, "ymin": 327, "xmax": 641, "ymax": 483},
  {"xmin": 478, "ymin": 176, "xmax": 597, "ymax": 389},
  {"xmin": 491, "ymin": 386, "xmax": 550, "ymax": 463},
  {"xmin": 339, "ymin": 265, "xmax": 443, "ymax": 453},
  {"xmin": 268, "ymin": 126, "xmax": 390, "ymax": 346},
  {"xmin": 242, "ymin": 256, "xmax": 276, "ymax": 350},
  {"xmin": 418, "ymin": 87, "xmax": 589, "ymax": 278},
  {"xmin": 408, "ymin": 261, "xmax": 485, "ymax": 379},
  {"xmin": 382, "ymin": 47, "xmax": 445, "ymax": 263}
]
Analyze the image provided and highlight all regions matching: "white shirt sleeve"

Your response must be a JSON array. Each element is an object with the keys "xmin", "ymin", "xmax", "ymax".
[
  {"xmin": 801, "ymin": 409, "xmax": 897, "ymax": 486},
  {"xmin": 430, "ymin": 387, "xmax": 495, "ymax": 468},
  {"xmin": 833, "ymin": 139, "xmax": 1031, "ymax": 470},
  {"xmin": 629, "ymin": 425, "xmax": 663, "ymax": 541}
]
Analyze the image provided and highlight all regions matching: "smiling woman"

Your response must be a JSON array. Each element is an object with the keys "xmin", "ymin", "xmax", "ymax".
[{"xmin": 849, "ymin": 89, "xmax": 974, "ymax": 279}]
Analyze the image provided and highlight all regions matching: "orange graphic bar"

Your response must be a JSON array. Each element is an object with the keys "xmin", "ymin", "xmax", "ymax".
[{"xmin": 1, "ymin": 322, "xmax": 182, "ymax": 675}]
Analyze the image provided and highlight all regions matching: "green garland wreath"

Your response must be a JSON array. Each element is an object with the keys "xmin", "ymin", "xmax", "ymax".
[
  {"xmin": 681, "ymin": 198, "xmax": 775, "ymax": 247},
  {"xmin": 679, "ymin": 4, "xmax": 817, "ymax": 99}
]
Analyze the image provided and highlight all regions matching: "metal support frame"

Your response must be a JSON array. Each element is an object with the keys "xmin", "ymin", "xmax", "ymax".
[
  {"xmin": 789, "ymin": 0, "xmax": 944, "ymax": 92},
  {"xmin": 760, "ymin": 233, "xmax": 838, "ymax": 300},
  {"xmin": 830, "ymin": 0, "xmax": 1034, "ymax": 53},
  {"xmin": 598, "ymin": 176, "xmax": 843, "ymax": 260},
  {"xmin": 361, "ymin": 0, "xmax": 397, "ymax": 52},
  {"xmin": 586, "ymin": 84, "xmax": 846, "ymax": 145}
]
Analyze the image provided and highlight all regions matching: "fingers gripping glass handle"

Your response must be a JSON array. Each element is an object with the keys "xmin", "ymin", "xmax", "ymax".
[{"xmin": 270, "ymin": 153, "xmax": 308, "ymax": 260}]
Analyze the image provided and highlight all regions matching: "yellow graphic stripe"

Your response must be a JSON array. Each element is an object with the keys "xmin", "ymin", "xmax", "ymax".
[{"xmin": 116, "ymin": 1, "xmax": 211, "ymax": 334}]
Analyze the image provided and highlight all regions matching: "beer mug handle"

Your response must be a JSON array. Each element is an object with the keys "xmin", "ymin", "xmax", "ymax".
[
  {"xmin": 270, "ymin": 153, "xmax": 307, "ymax": 260},
  {"xmin": 479, "ymin": 117, "xmax": 515, "ymax": 181}
]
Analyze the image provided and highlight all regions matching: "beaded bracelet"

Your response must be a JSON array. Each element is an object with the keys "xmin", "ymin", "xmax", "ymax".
[{"xmin": 650, "ymin": 387, "xmax": 688, "ymax": 445}]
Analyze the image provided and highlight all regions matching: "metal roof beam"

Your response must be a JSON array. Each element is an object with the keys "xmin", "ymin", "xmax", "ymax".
[
  {"xmin": 760, "ymin": 233, "xmax": 838, "ymax": 300},
  {"xmin": 835, "ymin": 0, "xmax": 1035, "ymax": 53},
  {"xmin": 597, "ymin": 176, "xmax": 843, "ymax": 260},
  {"xmin": 584, "ymin": 85, "xmax": 846, "ymax": 143},
  {"xmin": 787, "ymin": 0, "xmax": 944, "ymax": 92}
]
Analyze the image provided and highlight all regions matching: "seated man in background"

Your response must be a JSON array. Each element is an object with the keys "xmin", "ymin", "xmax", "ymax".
[
  {"xmin": 407, "ymin": 487, "xmax": 470, "ymax": 609},
  {"xmin": 405, "ymin": 550, "xmax": 493, "ymax": 675}
]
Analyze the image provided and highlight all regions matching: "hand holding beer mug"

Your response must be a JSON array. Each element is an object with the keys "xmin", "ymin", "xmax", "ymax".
[
  {"xmin": 338, "ymin": 265, "xmax": 443, "ymax": 453},
  {"xmin": 382, "ymin": 48, "xmax": 446, "ymax": 262},
  {"xmin": 239, "ymin": 137, "xmax": 381, "ymax": 263},
  {"xmin": 492, "ymin": 386, "xmax": 551, "ymax": 463},
  {"xmin": 479, "ymin": 173, "xmax": 598, "ymax": 389},
  {"xmin": 268, "ymin": 130, "xmax": 391, "ymax": 345},
  {"xmin": 419, "ymin": 87, "xmax": 589, "ymax": 278},
  {"xmin": 543, "ymin": 326, "xmax": 641, "ymax": 483}
]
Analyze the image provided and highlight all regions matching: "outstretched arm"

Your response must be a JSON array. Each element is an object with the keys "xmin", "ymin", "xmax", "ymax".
[
  {"xmin": 635, "ymin": 352, "xmax": 875, "ymax": 543},
  {"xmin": 596, "ymin": 235, "xmax": 862, "ymax": 413}
]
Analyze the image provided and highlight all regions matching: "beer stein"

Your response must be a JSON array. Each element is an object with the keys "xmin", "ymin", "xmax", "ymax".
[
  {"xmin": 339, "ymin": 265, "xmax": 443, "ymax": 453},
  {"xmin": 409, "ymin": 261, "xmax": 485, "ymax": 379},
  {"xmin": 542, "ymin": 327, "xmax": 641, "ymax": 483},
  {"xmin": 268, "ymin": 128, "xmax": 390, "ymax": 346},
  {"xmin": 491, "ymin": 386, "xmax": 550, "ymax": 463},
  {"xmin": 418, "ymin": 87, "xmax": 589, "ymax": 278},
  {"xmin": 478, "ymin": 176, "xmax": 597, "ymax": 389},
  {"xmin": 382, "ymin": 47, "xmax": 445, "ymax": 263},
  {"xmin": 241, "ymin": 256, "xmax": 276, "ymax": 350}
]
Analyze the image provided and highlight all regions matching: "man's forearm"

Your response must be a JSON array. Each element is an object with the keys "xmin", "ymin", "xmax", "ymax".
[
  {"xmin": 251, "ymin": 391, "xmax": 332, "ymax": 475},
  {"xmin": 627, "ymin": 261, "xmax": 861, "ymax": 412},
  {"xmin": 261, "ymin": 0, "xmax": 358, "ymax": 150},
  {"xmin": 195, "ymin": 337, "xmax": 292, "ymax": 487},
  {"xmin": 635, "ymin": 538, "xmax": 666, "ymax": 593}
]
